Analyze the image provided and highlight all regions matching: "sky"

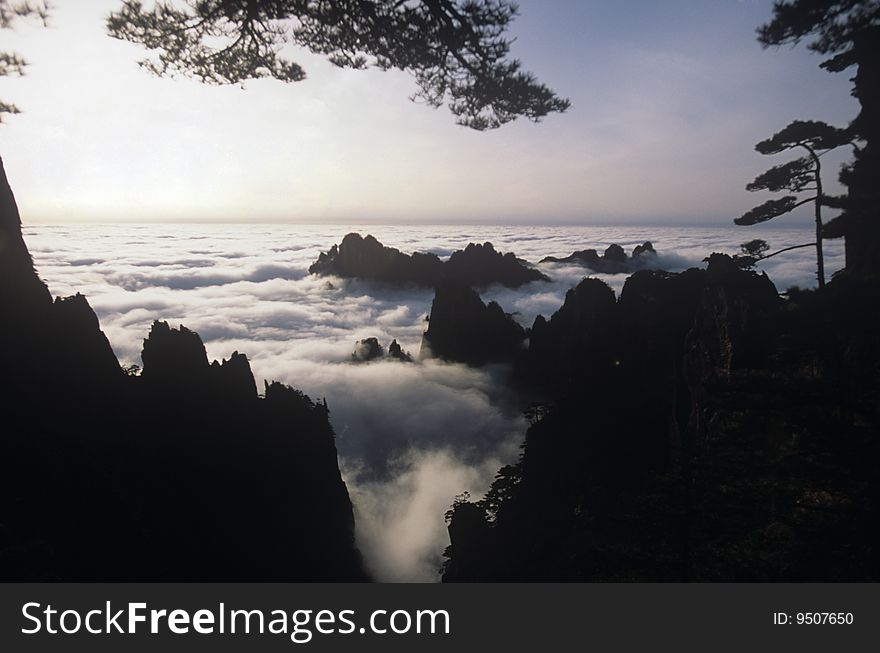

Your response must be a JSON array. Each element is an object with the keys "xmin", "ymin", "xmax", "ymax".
[{"xmin": 0, "ymin": 0, "xmax": 860, "ymax": 224}]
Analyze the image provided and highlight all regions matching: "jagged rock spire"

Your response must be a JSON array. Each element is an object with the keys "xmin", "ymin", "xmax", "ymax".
[{"xmin": 0, "ymin": 157, "xmax": 50, "ymax": 307}]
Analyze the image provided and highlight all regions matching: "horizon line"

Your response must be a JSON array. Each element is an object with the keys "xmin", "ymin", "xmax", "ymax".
[{"xmin": 20, "ymin": 219, "xmax": 809, "ymax": 229}]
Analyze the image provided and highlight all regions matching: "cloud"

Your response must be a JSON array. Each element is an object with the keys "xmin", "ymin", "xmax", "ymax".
[
  {"xmin": 22, "ymin": 223, "xmax": 842, "ymax": 580},
  {"xmin": 343, "ymin": 446, "xmax": 519, "ymax": 582}
]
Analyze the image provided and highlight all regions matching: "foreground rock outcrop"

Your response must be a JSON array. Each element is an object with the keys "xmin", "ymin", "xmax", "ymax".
[
  {"xmin": 310, "ymin": 233, "xmax": 549, "ymax": 288},
  {"xmin": 443, "ymin": 256, "xmax": 880, "ymax": 582},
  {"xmin": 540, "ymin": 241, "xmax": 659, "ymax": 274},
  {"xmin": 0, "ymin": 159, "xmax": 367, "ymax": 581}
]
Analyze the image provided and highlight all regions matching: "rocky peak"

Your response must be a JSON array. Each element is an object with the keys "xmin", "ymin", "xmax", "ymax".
[
  {"xmin": 541, "ymin": 241, "xmax": 661, "ymax": 274},
  {"xmin": 388, "ymin": 339, "xmax": 414, "ymax": 362},
  {"xmin": 446, "ymin": 241, "xmax": 549, "ymax": 287},
  {"xmin": 0, "ymin": 157, "xmax": 51, "ymax": 309},
  {"xmin": 351, "ymin": 337, "xmax": 384, "ymax": 362},
  {"xmin": 632, "ymin": 241, "xmax": 656, "ymax": 258},
  {"xmin": 211, "ymin": 351, "xmax": 258, "ymax": 401},
  {"xmin": 309, "ymin": 232, "xmax": 547, "ymax": 288},
  {"xmin": 141, "ymin": 321, "xmax": 211, "ymax": 391},
  {"xmin": 421, "ymin": 279, "xmax": 526, "ymax": 366}
]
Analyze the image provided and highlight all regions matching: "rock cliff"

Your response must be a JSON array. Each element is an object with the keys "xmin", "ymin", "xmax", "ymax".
[
  {"xmin": 443, "ymin": 256, "xmax": 878, "ymax": 581},
  {"xmin": 420, "ymin": 280, "xmax": 526, "ymax": 366},
  {"xmin": 0, "ymin": 159, "xmax": 367, "ymax": 581}
]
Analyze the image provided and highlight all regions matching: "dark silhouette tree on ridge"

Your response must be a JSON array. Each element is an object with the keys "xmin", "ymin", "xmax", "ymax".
[
  {"xmin": 105, "ymin": 0, "xmax": 570, "ymax": 130},
  {"xmin": 736, "ymin": 120, "xmax": 852, "ymax": 287},
  {"xmin": 734, "ymin": 239, "xmax": 770, "ymax": 270},
  {"xmin": 758, "ymin": 1, "xmax": 880, "ymax": 280},
  {"xmin": 0, "ymin": 0, "xmax": 50, "ymax": 122}
]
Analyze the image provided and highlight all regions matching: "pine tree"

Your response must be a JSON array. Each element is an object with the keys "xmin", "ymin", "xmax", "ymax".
[
  {"xmin": 736, "ymin": 120, "xmax": 852, "ymax": 287},
  {"xmin": 0, "ymin": 1, "xmax": 50, "ymax": 122},
  {"xmin": 758, "ymin": 1, "xmax": 880, "ymax": 279},
  {"xmin": 106, "ymin": 0, "xmax": 570, "ymax": 130}
]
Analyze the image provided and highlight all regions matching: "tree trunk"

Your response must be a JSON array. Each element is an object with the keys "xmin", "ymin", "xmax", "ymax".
[
  {"xmin": 841, "ymin": 27, "xmax": 880, "ymax": 281},
  {"xmin": 814, "ymin": 159, "xmax": 825, "ymax": 288}
]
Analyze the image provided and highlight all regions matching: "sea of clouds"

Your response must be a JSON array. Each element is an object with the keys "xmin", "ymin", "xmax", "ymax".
[{"xmin": 23, "ymin": 223, "xmax": 844, "ymax": 581}]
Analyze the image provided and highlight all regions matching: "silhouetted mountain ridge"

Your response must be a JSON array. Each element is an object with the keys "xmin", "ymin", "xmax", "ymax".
[
  {"xmin": 310, "ymin": 232, "xmax": 549, "ymax": 288},
  {"xmin": 0, "ymin": 160, "xmax": 367, "ymax": 581},
  {"xmin": 420, "ymin": 279, "xmax": 527, "ymax": 367},
  {"xmin": 443, "ymin": 255, "xmax": 879, "ymax": 581},
  {"xmin": 540, "ymin": 241, "xmax": 659, "ymax": 274}
]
